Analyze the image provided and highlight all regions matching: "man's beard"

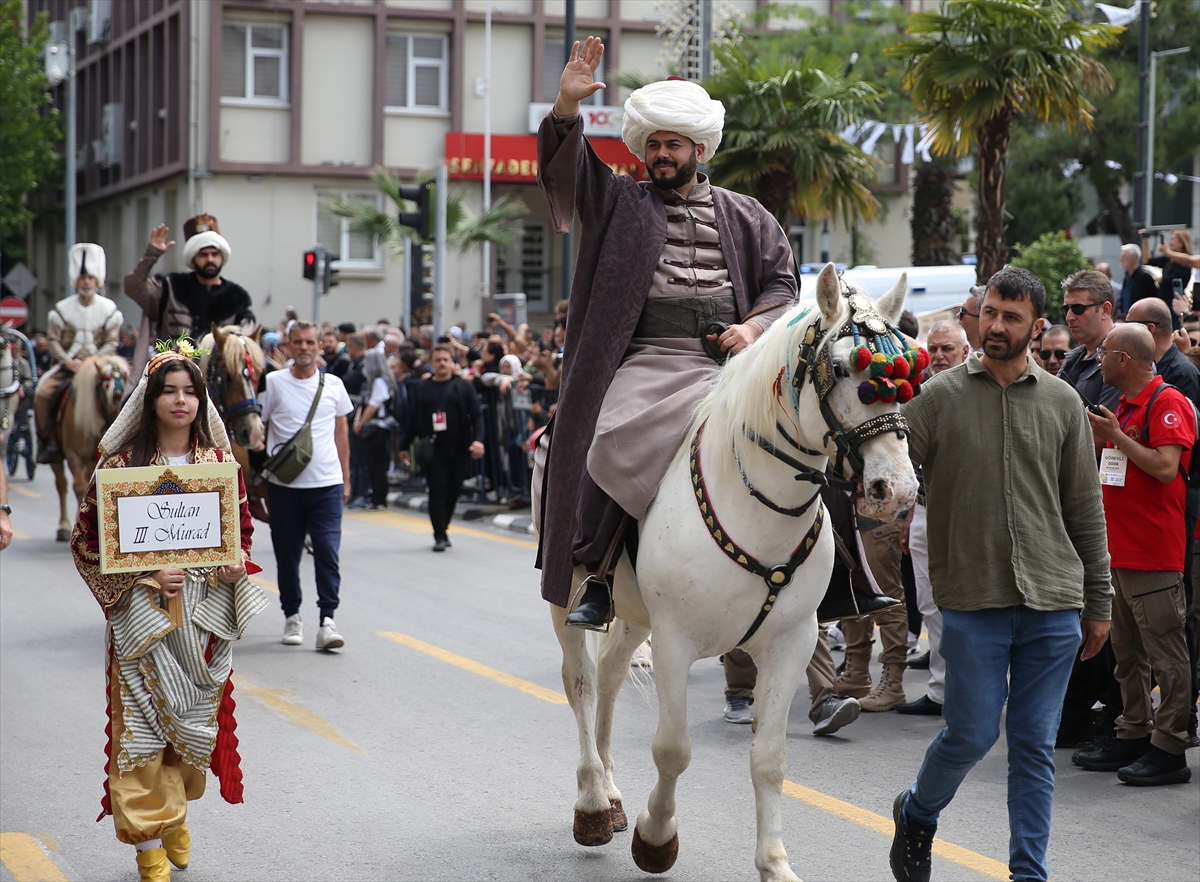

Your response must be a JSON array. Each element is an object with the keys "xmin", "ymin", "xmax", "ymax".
[
  {"xmin": 195, "ymin": 262, "xmax": 221, "ymax": 279},
  {"xmin": 650, "ymin": 148, "xmax": 699, "ymax": 191},
  {"xmin": 983, "ymin": 326, "xmax": 1034, "ymax": 362}
]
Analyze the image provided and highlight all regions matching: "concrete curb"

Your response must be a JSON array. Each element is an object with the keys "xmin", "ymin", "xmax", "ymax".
[
  {"xmin": 490, "ymin": 512, "xmax": 537, "ymax": 536},
  {"xmin": 386, "ymin": 490, "xmax": 520, "ymax": 525}
]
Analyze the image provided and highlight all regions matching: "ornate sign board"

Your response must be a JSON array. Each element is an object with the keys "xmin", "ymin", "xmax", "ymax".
[{"xmin": 96, "ymin": 463, "xmax": 241, "ymax": 574}]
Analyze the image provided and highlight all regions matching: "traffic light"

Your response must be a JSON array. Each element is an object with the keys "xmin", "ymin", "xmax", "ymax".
[
  {"xmin": 322, "ymin": 252, "xmax": 340, "ymax": 294},
  {"xmin": 399, "ymin": 180, "xmax": 433, "ymax": 240},
  {"xmin": 303, "ymin": 249, "xmax": 318, "ymax": 281}
]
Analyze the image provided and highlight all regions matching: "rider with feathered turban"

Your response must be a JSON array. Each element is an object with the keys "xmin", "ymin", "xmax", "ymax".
[
  {"xmin": 535, "ymin": 38, "xmax": 798, "ymax": 628},
  {"xmin": 34, "ymin": 243, "xmax": 124, "ymax": 462},
  {"xmin": 124, "ymin": 214, "xmax": 256, "ymax": 380}
]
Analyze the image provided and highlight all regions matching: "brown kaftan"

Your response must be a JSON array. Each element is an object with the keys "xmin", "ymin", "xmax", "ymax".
[{"xmin": 535, "ymin": 111, "xmax": 797, "ymax": 607}]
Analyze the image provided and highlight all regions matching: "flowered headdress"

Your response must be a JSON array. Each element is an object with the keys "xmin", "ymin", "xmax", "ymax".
[{"xmin": 98, "ymin": 336, "xmax": 230, "ymax": 458}]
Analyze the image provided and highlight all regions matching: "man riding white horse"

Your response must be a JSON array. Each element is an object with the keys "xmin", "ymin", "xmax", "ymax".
[
  {"xmin": 34, "ymin": 243, "xmax": 123, "ymax": 463},
  {"xmin": 537, "ymin": 38, "xmax": 799, "ymax": 628}
]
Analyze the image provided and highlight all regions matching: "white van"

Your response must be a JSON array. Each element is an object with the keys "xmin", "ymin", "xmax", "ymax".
[{"xmin": 797, "ymin": 264, "xmax": 979, "ymax": 317}]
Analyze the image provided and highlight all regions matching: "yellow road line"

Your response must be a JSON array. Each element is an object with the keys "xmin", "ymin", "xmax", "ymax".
[
  {"xmin": 781, "ymin": 781, "xmax": 1008, "ymax": 881},
  {"xmin": 8, "ymin": 485, "xmax": 40, "ymax": 499},
  {"xmin": 10, "ymin": 527, "xmax": 33, "ymax": 541},
  {"xmin": 379, "ymin": 631, "xmax": 567, "ymax": 705},
  {"xmin": 0, "ymin": 832, "xmax": 68, "ymax": 882},
  {"xmin": 252, "ymin": 575, "xmax": 280, "ymax": 595},
  {"xmin": 346, "ymin": 509, "xmax": 538, "ymax": 550},
  {"xmin": 235, "ymin": 677, "xmax": 366, "ymax": 754}
]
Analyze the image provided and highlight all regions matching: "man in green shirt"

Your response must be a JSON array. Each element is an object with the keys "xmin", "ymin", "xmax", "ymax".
[{"xmin": 889, "ymin": 266, "xmax": 1112, "ymax": 882}]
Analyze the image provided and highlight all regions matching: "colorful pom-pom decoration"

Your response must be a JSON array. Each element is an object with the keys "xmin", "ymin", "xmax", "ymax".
[
  {"xmin": 896, "ymin": 379, "xmax": 914, "ymax": 402},
  {"xmin": 915, "ymin": 347, "xmax": 930, "ymax": 372},
  {"xmin": 869, "ymin": 352, "xmax": 889, "ymax": 378},
  {"xmin": 892, "ymin": 355, "xmax": 910, "ymax": 380},
  {"xmin": 853, "ymin": 346, "xmax": 873, "ymax": 371},
  {"xmin": 858, "ymin": 380, "xmax": 878, "ymax": 404},
  {"xmin": 877, "ymin": 379, "xmax": 898, "ymax": 401}
]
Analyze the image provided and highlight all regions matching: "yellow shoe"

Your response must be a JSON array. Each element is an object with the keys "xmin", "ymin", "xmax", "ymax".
[
  {"xmin": 136, "ymin": 847, "xmax": 171, "ymax": 882},
  {"xmin": 163, "ymin": 821, "xmax": 190, "ymax": 869}
]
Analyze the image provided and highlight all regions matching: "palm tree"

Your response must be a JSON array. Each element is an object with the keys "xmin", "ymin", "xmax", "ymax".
[
  {"xmin": 324, "ymin": 166, "xmax": 528, "ymax": 260},
  {"xmin": 703, "ymin": 43, "xmax": 883, "ymax": 229},
  {"xmin": 888, "ymin": 0, "xmax": 1118, "ymax": 282}
]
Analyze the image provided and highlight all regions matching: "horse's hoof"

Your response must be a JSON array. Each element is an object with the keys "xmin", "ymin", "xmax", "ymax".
[
  {"xmin": 631, "ymin": 827, "xmax": 678, "ymax": 874},
  {"xmin": 573, "ymin": 809, "xmax": 613, "ymax": 847},
  {"xmin": 56, "ymin": 529, "xmax": 70, "ymax": 542},
  {"xmin": 610, "ymin": 799, "xmax": 628, "ymax": 832}
]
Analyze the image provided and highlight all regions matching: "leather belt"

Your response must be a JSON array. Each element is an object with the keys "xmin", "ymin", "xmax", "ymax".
[{"xmin": 634, "ymin": 295, "xmax": 738, "ymax": 339}]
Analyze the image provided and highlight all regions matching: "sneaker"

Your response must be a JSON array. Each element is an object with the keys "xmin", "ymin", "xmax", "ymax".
[
  {"xmin": 1071, "ymin": 733, "xmax": 1113, "ymax": 765},
  {"xmin": 282, "ymin": 614, "xmax": 303, "ymax": 645},
  {"xmin": 724, "ymin": 696, "xmax": 754, "ymax": 724},
  {"xmin": 433, "ymin": 538, "xmax": 448, "ymax": 552},
  {"xmin": 890, "ymin": 791, "xmax": 936, "ymax": 882},
  {"xmin": 346, "ymin": 498, "xmax": 368, "ymax": 510},
  {"xmin": 813, "ymin": 696, "xmax": 861, "ymax": 736},
  {"xmin": 1117, "ymin": 745, "xmax": 1192, "ymax": 786},
  {"xmin": 316, "ymin": 617, "xmax": 345, "ymax": 651},
  {"xmin": 826, "ymin": 624, "xmax": 846, "ymax": 651},
  {"xmin": 895, "ymin": 695, "xmax": 943, "ymax": 716},
  {"xmin": 1075, "ymin": 735, "xmax": 1152, "ymax": 771}
]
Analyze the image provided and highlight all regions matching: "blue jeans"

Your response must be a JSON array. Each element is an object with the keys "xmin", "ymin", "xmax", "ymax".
[
  {"xmin": 906, "ymin": 606, "xmax": 1081, "ymax": 882},
  {"xmin": 267, "ymin": 483, "xmax": 344, "ymax": 621}
]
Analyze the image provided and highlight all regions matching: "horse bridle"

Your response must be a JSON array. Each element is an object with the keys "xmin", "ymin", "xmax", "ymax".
[
  {"xmin": 207, "ymin": 335, "xmax": 261, "ymax": 421},
  {"xmin": 95, "ymin": 362, "xmax": 127, "ymax": 431}
]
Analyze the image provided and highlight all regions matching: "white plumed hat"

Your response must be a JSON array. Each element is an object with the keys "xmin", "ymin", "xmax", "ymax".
[
  {"xmin": 69, "ymin": 243, "xmax": 106, "ymax": 286},
  {"xmin": 621, "ymin": 78, "xmax": 725, "ymax": 163}
]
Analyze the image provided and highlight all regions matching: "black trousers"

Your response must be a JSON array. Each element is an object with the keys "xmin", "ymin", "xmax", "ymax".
[
  {"xmin": 427, "ymin": 451, "xmax": 468, "ymax": 540},
  {"xmin": 572, "ymin": 472, "xmax": 629, "ymax": 572},
  {"xmin": 362, "ymin": 429, "xmax": 391, "ymax": 507}
]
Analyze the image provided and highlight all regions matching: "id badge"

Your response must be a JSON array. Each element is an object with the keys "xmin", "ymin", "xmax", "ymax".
[
  {"xmin": 1099, "ymin": 448, "xmax": 1128, "ymax": 487},
  {"xmin": 432, "ymin": 411, "xmax": 448, "ymax": 433}
]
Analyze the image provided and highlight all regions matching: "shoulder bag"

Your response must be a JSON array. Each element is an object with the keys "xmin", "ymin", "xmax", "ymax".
[{"xmin": 261, "ymin": 373, "xmax": 325, "ymax": 484}]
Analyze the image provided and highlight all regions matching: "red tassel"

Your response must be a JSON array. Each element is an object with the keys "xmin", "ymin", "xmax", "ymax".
[{"xmin": 212, "ymin": 675, "xmax": 245, "ymax": 804}]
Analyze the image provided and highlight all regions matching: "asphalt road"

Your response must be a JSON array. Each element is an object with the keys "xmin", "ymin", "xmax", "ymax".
[{"xmin": 1, "ymin": 467, "xmax": 1197, "ymax": 882}]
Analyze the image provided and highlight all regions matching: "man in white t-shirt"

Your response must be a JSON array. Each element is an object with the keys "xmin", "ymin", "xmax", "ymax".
[{"xmin": 260, "ymin": 320, "xmax": 353, "ymax": 650}]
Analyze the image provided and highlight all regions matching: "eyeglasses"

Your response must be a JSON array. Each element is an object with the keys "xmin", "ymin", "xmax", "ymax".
[
  {"xmin": 1039, "ymin": 349, "xmax": 1069, "ymax": 361},
  {"xmin": 1095, "ymin": 347, "xmax": 1126, "ymax": 360},
  {"xmin": 957, "ymin": 306, "xmax": 979, "ymax": 320},
  {"xmin": 1064, "ymin": 302, "xmax": 1104, "ymax": 316}
]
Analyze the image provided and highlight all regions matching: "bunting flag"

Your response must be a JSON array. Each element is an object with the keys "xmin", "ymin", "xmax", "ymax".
[
  {"xmin": 840, "ymin": 118, "xmax": 933, "ymax": 167},
  {"xmin": 1096, "ymin": 2, "xmax": 1140, "ymax": 27}
]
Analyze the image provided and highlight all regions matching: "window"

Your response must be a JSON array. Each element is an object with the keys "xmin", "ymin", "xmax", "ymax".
[
  {"xmin": 498, "ymin": 222, "xmax": 549, "ymax": 309},
  {"xmin": 316, "ymin": 192, "xmax": 382, "ymax": 268},
  {"xmin": 221, "ymin": 23, "xmax": 288, "ymax": 105},
  {"xmin": 385, "ymin": 34, "xmax": 449, "ymax": 114},
  {"xmin": 543, "ymin": 39, "xmax": 604, "ymax": 105}
]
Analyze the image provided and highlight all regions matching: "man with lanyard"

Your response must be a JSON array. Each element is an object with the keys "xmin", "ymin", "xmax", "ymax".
[
  {"xmin": 536, "ymin": 38, "xmax": 797, "ymax": 628},
  {"xmin": 34, "ymin": 243, "xmax": 123, "ymax": 463},
  {"xmin": 124, "ymin": 215, "xmax": 255, "ymax": 379},
  {"xmin": 1076, "ymin": 324, "xmax": 1194, "ymax": 785}
]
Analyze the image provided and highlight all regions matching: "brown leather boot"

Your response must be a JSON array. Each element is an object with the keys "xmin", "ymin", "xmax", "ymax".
[
  {"xmin": 860, "ymin": 663, "xmax": 907, "ymax": 712},
  {"xmin": 836, "ymin": 649, "xmax": 872, "ymax": 698}
]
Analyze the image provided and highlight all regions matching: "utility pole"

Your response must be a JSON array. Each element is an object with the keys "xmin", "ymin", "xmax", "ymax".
[
  {"xmin": 311, "ymin": 245, "xmax": 325, "ymax": 326},
  {"xmin": 699, "ymin": 0, "xmax": 713, "ymax": 80},
  {"xmin": 433, "ymin": 165, "xmax": 448, "ymax": 335},
  {"xmin": 561, "ymin": 0, "xmax": 576, "ymax": 302},
  {"xmin": 482, "ymin": 1, "xmax": 492, "ymax": 309},
  {"xmin": 1133, "ymin": 0, "xmax": 1151, "ymax": 230}
]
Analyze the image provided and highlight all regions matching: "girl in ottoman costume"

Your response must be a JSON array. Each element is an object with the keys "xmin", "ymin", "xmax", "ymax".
[{"xmin": 70, "ymin": 339, "xmax": 267, "ymax": 881}]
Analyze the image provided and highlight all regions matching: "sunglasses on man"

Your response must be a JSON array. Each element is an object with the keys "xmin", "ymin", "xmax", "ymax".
[
  {"xmin": 1064, "ymin": 302, "xmax": 1104, "ymax": 316},
  {"xmin": 1039, "ymin": 349, "xmax": 1069, "ymax": 361}
]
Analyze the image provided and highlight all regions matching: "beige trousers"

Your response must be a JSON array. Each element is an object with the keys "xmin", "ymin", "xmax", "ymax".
[
  {"xmin": 841, "ymin": 519, "xmax": 909, "ymax": 669},
  {"xmin": 724, "ymin": 628, "xmax": 839, "ymax": 724}
]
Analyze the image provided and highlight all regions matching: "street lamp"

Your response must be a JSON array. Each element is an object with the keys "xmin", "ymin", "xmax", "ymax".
[{"xmin": 46, "ymin": 8, "xmax": 88, "ymax": 299}]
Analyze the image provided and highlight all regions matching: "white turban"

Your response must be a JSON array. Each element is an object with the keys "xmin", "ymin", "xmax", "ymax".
[
  {"xmin": 621, "ymin": 79, "xmax": 725, "ymax": 163},
  {"xmin": 69, "ymin": 243, "xmax": 106, "ymax": 286},
  {"xmin": 183, "ymin": 230, "xmax": 231, "ymax": 270}
]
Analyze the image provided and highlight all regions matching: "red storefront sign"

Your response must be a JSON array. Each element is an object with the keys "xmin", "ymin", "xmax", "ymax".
[{"xmin": 445, "ymin": 132, "xmax": 646, "ymax": 182}]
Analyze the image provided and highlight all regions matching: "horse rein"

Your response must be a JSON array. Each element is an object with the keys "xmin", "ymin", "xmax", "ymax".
[{"xmin": 207, "ymin": 336, "xmax": 261, "ymax": 421}]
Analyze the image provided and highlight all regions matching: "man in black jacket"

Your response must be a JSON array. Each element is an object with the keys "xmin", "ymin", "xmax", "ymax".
[
  {"xmin": 1117, "ymin": 242, "xmax": 1160, "ymax": 317},
  {"xmin": 399, "ymin": 345, "xmax": 485, "ymax": 551},
  {"xmin": 342, "ymin": 333, "xmax": 371, "ymax": 508}
]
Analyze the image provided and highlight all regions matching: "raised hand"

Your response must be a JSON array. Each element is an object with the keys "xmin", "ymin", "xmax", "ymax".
[
  {"xmin": 555, "ymin": 37, "xmax": 606, "ymax": 117},
  {"xmin": 149, "ymin": 224, "xmax": 176, "ymax": 252}
]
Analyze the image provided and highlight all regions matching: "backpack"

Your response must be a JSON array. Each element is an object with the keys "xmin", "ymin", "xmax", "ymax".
[{"xmin": 1143, "ymin": 383, "xmax": 1200, "ymax": 489}]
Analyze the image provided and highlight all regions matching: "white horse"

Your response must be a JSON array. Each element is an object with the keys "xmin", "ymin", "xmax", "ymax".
[{"xmin": 534, "ymin": 263, "xmax": 919, "ymax": 882}]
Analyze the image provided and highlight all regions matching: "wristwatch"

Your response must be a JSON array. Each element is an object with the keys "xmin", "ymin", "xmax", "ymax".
[{"xmin": 0, "ymin": 504, "xmax": 11, "ymax": 515}]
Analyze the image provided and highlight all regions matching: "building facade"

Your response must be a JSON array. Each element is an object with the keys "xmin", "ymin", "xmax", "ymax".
[{"xmin": 25, "ymin": 0, "xmax": 938, "ymax": 336}]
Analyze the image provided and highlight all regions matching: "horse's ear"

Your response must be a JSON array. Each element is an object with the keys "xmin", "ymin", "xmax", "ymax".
[
  {"xmin": 250, "ymin": 325, "xmax": 263, "ymax": 344},
  {"xmin": 875, "ymin": 272, "xmax": 907, "ymax": 326},
  {"xmin": 211, "ymin": 322, "xmax": 225, "ymax": 346},
  {"xmin": 815, "ymin": 262, "xmax": 841, "ymax": 323}
]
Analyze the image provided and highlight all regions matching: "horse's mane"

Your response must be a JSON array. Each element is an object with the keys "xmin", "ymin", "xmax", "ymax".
[
  {"xmin": 73, "ymin": 355, "xmax": 127, "ymax": 438},
  {"xmin": 679, "ymin": 293, "xmax": 854, "ymax": 489},
  {"xmin": 217, "ymin": 326, "xmax": 265, "ymax": 377}
]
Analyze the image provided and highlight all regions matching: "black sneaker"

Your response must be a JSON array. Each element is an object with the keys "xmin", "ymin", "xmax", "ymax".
[
  {"xmin": 1071, "ymin": 734, "xmax": 1113, "ymax": 766},
  {"xmin": 907, "ymin": 651, "xmax": 930, "ymax": 670},
  {"xmin": 1075, "ymin": 735, "xmax": 1152, "ymax": 771},
  {"xmin": 1117, "ymin": 745, "xmax": 1192, "ymax": 786},
  {"xmin": 890, "ymin": 791, "xmax": 936, "ymax": 882},
  {"xmin": 432, "ymin": 538, "xmax": 448, "ymax": 552}
]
